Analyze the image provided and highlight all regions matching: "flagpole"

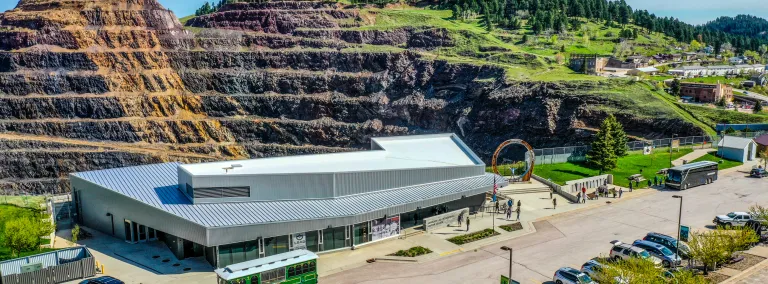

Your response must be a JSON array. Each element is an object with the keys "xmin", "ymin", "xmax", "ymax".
[{"xmin": 493, "ymin": 176, "xmax": 497, "ymax": 230}]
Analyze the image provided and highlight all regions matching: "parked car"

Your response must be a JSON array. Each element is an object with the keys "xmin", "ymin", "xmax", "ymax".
[
  {"xmin": 580, "ymin": 260, "xmax": 626, "ymax": 283},
  {"xmin": 643, "ymin": 232, "xmax": 691, "ymax": 259},
  {"xmin": 751, "ymin": 168, "xmax": 767, "ymax": 178},
  {"xmin": 632, "ymin": 240, "xmax": 682, "ymax": 267},
  {"xmin": 714, "ymin": 212, "xmax": 753, "ymax": 227},
  {"xmin": 553, "ymin": 267, "xmax": 596, "ymax": 284},
  {"xmin": 80, "ymin": 276, "xmax": 124, "ymax": 284},
  {"xmin": 609, "ymin": 240, "xmax": 663, "ymax": 266}
]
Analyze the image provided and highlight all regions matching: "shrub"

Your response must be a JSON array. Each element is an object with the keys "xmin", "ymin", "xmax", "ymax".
[
  {"xmin": 499, "ymin": 222, "xmax": 523, "ymax": 232},
  {"xmin": 447, "ymin": 229, "xmax": 499, "ymax": 245},
  {"xmin": 390, "ymin": 246, "xmax": 433, "ymax": 257}
]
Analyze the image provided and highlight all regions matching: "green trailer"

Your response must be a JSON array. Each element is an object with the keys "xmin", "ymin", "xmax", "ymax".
[{"xmin": 215, "ymin": 250, "xmax": 318, "ymax": 284}]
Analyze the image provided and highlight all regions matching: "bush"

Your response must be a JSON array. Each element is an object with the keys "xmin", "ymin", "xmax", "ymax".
[
  {"xmin": 499, "ymin": 222, "xmax": 523, "ymax": 232},
  {"xmin": 390, "ymin": 246, "xmax": 433, "ymax": 257},
  {"xmin": 447, "ymin": 229, "xmax": 500, "ymax": 245}
]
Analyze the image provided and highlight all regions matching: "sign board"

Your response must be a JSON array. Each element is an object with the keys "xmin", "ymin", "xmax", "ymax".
[
  {"xmin": 292, "ymin": 232, "xmax": 307, "ymax": 250},
  {"xmin": 371, "ymin": 215, "xmax": 400, "ymax": 241},
  {"xmin": 423, "ymin": 208, "xmax": 469, "ymax": 232},
  {"xmin": 671, "ymin": 139, "xmax": 680, "ymax": 149},
  {"xmin": 500, "ymin": 275, "xmax": 519, "ymax": 284},
  {"xmin": 680, "ymin": 225, "xmax": 690, "ymax": 242},
  {"xmin": 21, "ymin": 262, "xmax": 43, "ymax": 273},
  {"xmin": 643, "ymin": 146, "xmax": 653, "ymax": 155}
]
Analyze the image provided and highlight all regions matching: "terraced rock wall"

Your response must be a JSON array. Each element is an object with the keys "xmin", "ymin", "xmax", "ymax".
[{"xmin": 0, "ymin": 0, "xmax": 704, "ymax": 195}]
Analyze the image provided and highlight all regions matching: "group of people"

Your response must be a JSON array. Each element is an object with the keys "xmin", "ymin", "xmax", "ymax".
[
  {"xmin": 574, "ymin": 185, "xmax": 625, "ymax": 204},
  {"xmin": 628, "ymin": 175, "xmax": 665, "ymax": 191}
]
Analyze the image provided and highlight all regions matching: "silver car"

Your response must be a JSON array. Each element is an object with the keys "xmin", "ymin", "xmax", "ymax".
[
  {"xmin": 609, "ymin": 240, "xmax": 663, "ymax": 266},
  {"xmin": 714, "ymin": 212, "xmax": 752, "ymax": 227},
  {"xmin": 553, "ymin": 267, "xmax": 595, "ymax": 284}
]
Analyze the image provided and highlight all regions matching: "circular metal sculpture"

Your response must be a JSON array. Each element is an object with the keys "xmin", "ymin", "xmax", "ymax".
[{"xmin": 491, "ymin": 139, "xmax": 535, "ymax": 182}]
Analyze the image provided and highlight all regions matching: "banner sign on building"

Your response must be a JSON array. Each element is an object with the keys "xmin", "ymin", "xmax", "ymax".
[
  {"xmin": 292, "ymin": 232, "xmax": 307, "ymax": 250},
  {"xmin": 372, "ymin": 215, "xmax": 400, "ymax": 241},
  {"xmin": 424, "ymin": 208, "xmax": 470, "ymax": 232}
]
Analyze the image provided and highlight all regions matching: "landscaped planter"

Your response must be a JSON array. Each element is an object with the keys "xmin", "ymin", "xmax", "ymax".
[{"xmin": 447, "ymin": 229, "xmax": 500, "ymax": 245}]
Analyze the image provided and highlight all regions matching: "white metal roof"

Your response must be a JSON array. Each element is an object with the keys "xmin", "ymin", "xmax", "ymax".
[
  {"xmin": 215, "ymin": 250, "xmax": 317, "ymax": 280},
  {"xmin": 72, "ymin": 162, "xmax": 500, "ymax": 228},
  {"xmin": 718, "ymin": 136, "xmax": 755, "ymax": 149},
  {"xmin": 180, "ymin": 134, "xmax": 480, "ymax": 176},
  {"xmin": 635, "ymin": 67, "xmax": 658, "ymax": 72}
]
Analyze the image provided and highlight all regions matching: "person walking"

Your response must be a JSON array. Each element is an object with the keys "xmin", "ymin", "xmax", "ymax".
[
  {"xmin": 506, "ymin": 207, "xmax": 512, "ymax": 220},
  {"xmin": 576, "ymin": 192, "xmax": 581, "ymax": 204},
  {"xmin": 457, "ymin": 213, "xmax": 463, "ymax": 227},
  {"xmin": 516, "ymin": 206, "xmax": 521, "ymax": 221},
  {"xmin": 466, "ymin": 217, "xmax": 470, "ymax": 232},
  {"xmin": 582, "ymin": 191, "xmax": 586, "ymax": 203},
  {"xmin": 619, "ymin": 188, "xmax": 623, "ymax": 198},
  {"xmin": 629, "ymin": 182, "xmax": 633, "ymax": 192},
  {"xmin": 581, "ymin": 186, "xmax": 586, "ymax": 197},
  {"xmin": 517, "ymin": 200, "xmax": 521, "ymax": 209},
  {"xmin": 647, "ymin": 179, "xmax": 652, "ymax": 188},
  {"xmin": 495, "ymin": 200, "xmax": 499, "ymax": 213},
  {"xmin": 654, "ymin": 176, "xmax": 658, "ymax": 186},
  {"xmin": 552, "ymin": 197, "xmax": 557, "ymax": 210}
]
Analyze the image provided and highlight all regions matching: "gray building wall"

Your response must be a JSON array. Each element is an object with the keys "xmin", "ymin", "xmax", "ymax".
[
  {"xmin": 183, "ymin": 165, "xmax": 484, "ymax": 203},
  {"xmin": 720, "ymin": 147, "xmax": 747, "ymax": 162},
  {"xmin": 70, "ymin": 176, "xmax": 208, "ymax": 245},
  {"xmin": 205, "ymin": 182, "xmax": 492, "ymax": 246}
]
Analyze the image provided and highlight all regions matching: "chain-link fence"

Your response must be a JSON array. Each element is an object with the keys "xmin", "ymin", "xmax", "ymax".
[{"xmin": 533, "ymin": 135, "xmax": 717, "ymax": 165}]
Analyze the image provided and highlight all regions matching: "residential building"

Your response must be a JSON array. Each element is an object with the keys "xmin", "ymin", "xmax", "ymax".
[
  {"xmin": 627, "ymin": 67, "xmax": 658, "ymax": 76},
  {"xmin": 569, "ymin": 54, "xmax": 609, "ymax": 74},
  {"xmin": 717, "ymin": 136, "xmax": 757, "ymax": 163},
  {"xmin": 751, "ymin": 74, "xmax": 767, "ymax": 86},
  {"xmin": 730, "ymin": 56, "xmax": 745, "ymax": 64},
  {"xmin": 679, "ymin": 82, "xmax": 733, "ymax": 103},
  {"xmin": 683, "ymin": 52, "xmax": 697, "ymax": 61},
  {"xmin": 669, "ymin": 64, "xmax": 765, "ymax": 77},
  {"xmin": 69, "ymin": 134, "xmax": 503, "ymax": 269},
  {"xmin": 755, "ymin": 134, "xmax": 768, "ymax": 154}
]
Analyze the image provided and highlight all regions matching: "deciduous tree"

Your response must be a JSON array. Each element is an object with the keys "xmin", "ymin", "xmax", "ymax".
[
  {"xmin": 670, "ymin": 78, "xmax": 681, "ymax": 96},
  {"xmin": 1, "ymin": 218, "xmax": 41, "ymax": 257}
]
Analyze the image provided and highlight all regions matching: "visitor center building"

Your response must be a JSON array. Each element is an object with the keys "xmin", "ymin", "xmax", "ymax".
[{"xmin": 70, "ymin": 133, "xmax": 503, "ymax": 268}]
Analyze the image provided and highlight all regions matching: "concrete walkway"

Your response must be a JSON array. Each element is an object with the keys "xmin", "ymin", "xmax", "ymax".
[
  {"xmin": 670, "ymin": 148, "xmax": 713, "ymax": 166},
  {"xmin": 316, "ymin": 188, "xmax": 654, "ymax": 278}
]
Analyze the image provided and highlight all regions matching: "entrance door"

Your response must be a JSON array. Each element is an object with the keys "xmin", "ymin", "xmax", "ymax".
[
  {"xmin": 138, "ymin": 225, "xmax": 147, "ymax": 242},
  {"xmin": 124, "ymin": 219, "xmax": 135, "ymax": 243}
]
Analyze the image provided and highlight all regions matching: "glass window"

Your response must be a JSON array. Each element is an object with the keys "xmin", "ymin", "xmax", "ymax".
[
  {"xmin": 333, "ymin": 227, "xmax": 345, "ymax": 250},
  {"xmin": 354, "ymin": 222, "xmax": 369, "ymax": 245},
  {"xmin": 287, "ymin": 266, "xmax": 295, "ymax": 277},
  {"xmin": 309, "ymin": 261, "xmax": 316, "ymax": 272},
  {"xmin": 273, "ymin": 235, "xmax": 288, "ymax": 255},
  {"xmin": 304, "ymin": 231, "xmax": 318, "ymax": 252},
  {"xmin": 231, "ymin": 242, "xmax": 245, "ymax": 264},
  {"xmin": 124, "ymin": 220, "xmax": 132, "ymax": 242},
  {"xmin": 245, "ymin": 240, "xmax": 259, "ymax": 261},
  {"xmin": 218, "ymin": 244, "xmax": 232, "ymax": 268},
  {"xmin": 323, "ymin": 229, "xmax": 334, "ymax": 251}
]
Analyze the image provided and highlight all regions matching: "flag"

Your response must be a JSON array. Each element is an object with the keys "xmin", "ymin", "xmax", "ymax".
[{"xmin": 492, "ymin": 176, "xmax": 497, "ymax": 202}]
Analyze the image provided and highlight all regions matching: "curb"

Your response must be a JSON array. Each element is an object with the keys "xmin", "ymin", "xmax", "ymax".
[{"xmin": 720, "ymin": 256, "xmax": 768, "ymax": 284}]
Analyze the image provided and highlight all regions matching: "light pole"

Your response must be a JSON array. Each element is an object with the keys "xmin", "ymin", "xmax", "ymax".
[
  {"xmin": 501, "ymin": 246, "xmax": 513, "ymax": 281},
  {"xmin": 672, "ymin": 195, "xmax": 683, "ymax": 259}
]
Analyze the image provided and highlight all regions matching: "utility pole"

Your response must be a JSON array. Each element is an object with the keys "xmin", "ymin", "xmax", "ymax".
[
  {"xmin": 673, "ymin": 195, "xmax": 683, "ymax": 259},
  {"xmin": 670, "ymin": 134, "xmax": 678, "ymax": 167}
]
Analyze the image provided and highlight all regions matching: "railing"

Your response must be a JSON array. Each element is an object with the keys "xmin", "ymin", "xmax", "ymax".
[{"xmin": 533, "ymin": 135, "xmax": 715, "ymax": 165}]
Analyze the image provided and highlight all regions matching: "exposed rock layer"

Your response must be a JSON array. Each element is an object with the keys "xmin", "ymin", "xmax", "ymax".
[{"xmin": 0, "ymin": 0, "xmax": 704, "ymax": 194}]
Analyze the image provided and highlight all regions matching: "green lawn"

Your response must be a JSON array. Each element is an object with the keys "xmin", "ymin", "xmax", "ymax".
[
  {"xmin": 0, "ymin": 195, "xmax": 46, "ymax": 208},
  {"xmin": 681, "ymin": 76, "xmax": 745, "ymax": 86},
  {"xmin": 0, "ymin": 204, "xmax": 51, "ymax": 261},
  {"xmin": 534, "ymin": 148, "xmax": 693, "ymax": 188},
  {"xmin": 690, "ymin": 151, "xmax": 743, "ymax": 170}
]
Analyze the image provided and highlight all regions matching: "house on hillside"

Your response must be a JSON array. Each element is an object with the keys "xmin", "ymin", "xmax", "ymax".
[
  {"xmin": 569, "ymin": 54, "xmax": 609, "ymax": 74},
  {"xmin": 669, "ymin": 65, "xmax": 707, "ymax": 77},
  {"xmin": 751, "ymin": 74, "xmax": 767, "ymax": 86},
  {"xmin": 683, "ymin": 52, "xmax": 698, "ymax": 61},
  {"xmin": 717, "ymin": 136, "xmax": 757, "ymax": 163},
  {"xmin": 680, "ymin": 82, "xmax": 733, "ymax": 103},
  {"xmin": 627, "ymin": 67, "xmax": 658, "ymax": 76},
  {"xmin": 755, "ymin": 134, "xmax": 768, "ymax": 154},
  {"xmin": 730, "ymin": 56, "xmax": 746, "ymax": 64}
]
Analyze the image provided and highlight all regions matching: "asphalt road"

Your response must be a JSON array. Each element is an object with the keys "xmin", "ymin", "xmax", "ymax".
[
  {"xmin": 321, "ymin": 171, "xmax": 768, "ymax": 284},
  {"xmin": 734, "ymin": 88, "xmax": 768, "ymax": 104}
]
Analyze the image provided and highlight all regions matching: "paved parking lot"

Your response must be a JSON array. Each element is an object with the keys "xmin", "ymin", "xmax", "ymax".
[{"xmin": 322, "ymin": 171, "xmax": 768, "ymax": 284}]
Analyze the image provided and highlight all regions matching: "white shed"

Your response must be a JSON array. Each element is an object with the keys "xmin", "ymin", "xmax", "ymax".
[{"xmin": 717, "ymin": 136, "xmax": 757, "ymax": 162}]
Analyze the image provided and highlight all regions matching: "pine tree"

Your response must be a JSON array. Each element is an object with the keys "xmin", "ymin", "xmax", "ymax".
[
  {"xmin": 671, "ymin": 78, "xmax": 681, "ymax": 96},
  {"xmin": 587, "ymin": 117, "xmax": 618, "ymax": 174},
  {"xmin": 755, "ymin": 102, "xmax": 764, "ymax": 113},
  {"xmin": 607, "ymin": 115, "xmax": 629, "ymax": 157}
]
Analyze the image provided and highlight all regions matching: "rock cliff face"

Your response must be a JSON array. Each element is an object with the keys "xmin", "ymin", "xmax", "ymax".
[{"xmin": 0, "ymin": 0, "xmax": 703, "ymax": 194}]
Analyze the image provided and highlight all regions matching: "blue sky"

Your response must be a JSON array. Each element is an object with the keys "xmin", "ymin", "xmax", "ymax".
[{"xmin": 1, "ymin": 0, "xmax": 766, "ymax": 25}]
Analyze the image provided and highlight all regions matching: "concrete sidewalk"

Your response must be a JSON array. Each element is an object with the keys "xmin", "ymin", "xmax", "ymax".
[
  {"xmin": 671, "ymin": 148, "xmax": 714, "ymax": 166},
  {"xmin": 316, "ymin": 188, "xmax": 654, "ymax": 277}
]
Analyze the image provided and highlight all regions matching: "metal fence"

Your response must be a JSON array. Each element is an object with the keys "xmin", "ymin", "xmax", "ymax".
[
  {"xmin": 0, "ymin": 247, "xmax": 95, "ymax": 284},
  {"xmin": 533, "ymin": 135, "xmax": 716, "ymax": 165}
]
